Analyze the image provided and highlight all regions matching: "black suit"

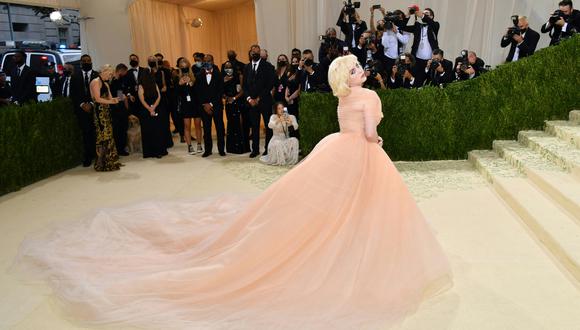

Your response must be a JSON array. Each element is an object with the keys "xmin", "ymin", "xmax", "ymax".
[
  {"xmin": 424, "ymin": 59, "xmax": 454, "ymax": 86},
  {"xmin": 300, "ymin": 64, "xmax": 322, "ymax": 93},
  {"xmin": 242, "ymin": 59, "xmax": 276, "ymax": 154},
  {"xmin": 336, "ymin": 12, "xmax": 367, "ymax": 49},
  {"xmin": 454, "ymin": 57, "xmax": 486, "ymax": 81},
  {"xmin": 195, "ymin": 69, "xmax": 225, "ymax": 154},
  {"xmin": 124, "ymin": 67, "xmax": 147, "ymax": 116},
  {"xmin": 10, "ymin": 65, "xmax": 37, "ymax": 104},
  {"xmin": 541, "ymin": 9, "xmax": 580, "ymax": 45},
  {"xmin": 401, "ymin": 18, "xmax": 440, "ymax": 58},
  {"xmin": 70, "ymin": 69, "xmax": 100, "ymax": 164},
  {"xmin": 501, "ymin": 28, "xmax": 540, "ymax": 62}
]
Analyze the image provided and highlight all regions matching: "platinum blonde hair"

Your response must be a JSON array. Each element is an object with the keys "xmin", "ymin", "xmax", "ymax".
[
  {"xmin": 328, "ymin": 55, "xmax": 358, "ymax": 98},
  {"xmin": 99, "ymin": 64, "xmax": 114, "ymax": 77}
]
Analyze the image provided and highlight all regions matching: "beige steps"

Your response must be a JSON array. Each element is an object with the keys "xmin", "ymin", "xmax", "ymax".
[
  {"xmin": 518, "ymin": 130, "xmax": 580, "ymax": 180},
  {"xmin": 469, "ymin": 150, "xmax": 580, "ymax": 284},
  {"xmin": 493, "ymin": 140, "xmax": 580, "ymax": 222},
  {"xmin": 545, "ymin": 120, "xmax": 580, "ymax": 150}
]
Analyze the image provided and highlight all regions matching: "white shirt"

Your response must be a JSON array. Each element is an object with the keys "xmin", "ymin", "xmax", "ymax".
[
  {"xmin": 205, "ymin": 71, "xmax": 212, "ymax": 84},
  {"xmin": 512, "ymin": 31, "xmax": 527, "ymax": 62},
  {"xmin": 351, "ymin": 24, "xmax": 357, "ymax": 47},
  {"xmin": 16, "ymin": 64, "xmax": 25, "ymax": 76},
  {"xmin": 251, "ymin": 59, "xmax": 261, "ymax": 72},
  {"xmin": 416, "ymin": 25, "xmax": 433, "ymax": 60},
  {"xmin": 381, "ymin": 30, "xmax": 410, "ymax": 59},
  {"xmin": 62, "ymin": 76, "xmax": 71, "ymax": 96},
  {"xmin": 131, "ymin": 67, "xmax": 139, "ymax": 82}
]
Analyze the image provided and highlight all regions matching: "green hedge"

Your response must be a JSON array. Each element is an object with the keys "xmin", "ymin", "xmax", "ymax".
[
  {"xmin": 0, "ymin": 97, "xmax": 82, "ymax": 196},
  {"xmin": 301, "ymin": 36, "xmax": 580, "ymax": 161}
]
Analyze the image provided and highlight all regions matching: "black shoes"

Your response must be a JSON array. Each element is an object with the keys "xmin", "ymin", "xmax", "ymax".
[
  {"xmin": 219, "ymin": 151, "xmax": 226, "ymax": 157},
  {"xmin": 82, "ymin": 161, "xmax": 92, "ymax": 167},
  {"xmin": 249, "ymin": 152, "xmax": 259, "ymax": 158},
  {"xmin": 119, "ymin": 151, "xmax": 130, "ymax": 156},
  {"xmin": 202, "ymin": 152, "xmax": 212, "ymax": 158}
]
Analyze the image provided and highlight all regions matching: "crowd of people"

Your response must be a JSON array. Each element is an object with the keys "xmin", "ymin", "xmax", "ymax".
[{"xmin": 2, "ymin": 1, "xmax": 578, "ymax": 172}]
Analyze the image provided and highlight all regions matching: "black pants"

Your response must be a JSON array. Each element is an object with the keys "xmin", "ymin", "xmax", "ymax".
[
  {"xmin": 167, "ymin": 91, "xmax": 183, "ymax": 136},
  {"xmin": 383, "ymin": 57, "xmax": 397, "ymax": 78},
  {"xmin": 75, "ymin": 108, "xmax": 96, "ymax": 164},
  {"xmin": 111, "ymin": 105, "xmax": 128, "ymax": 154},
  {"xmin": 240, "ymin": 104, "xmax": 252, "ymax": 153},
  {"xmin": 248, "ymin": 99, "xmax": 273, "ymax": 154},
  {"xmin": 138, "ymin": 106, "xmax": 167, "ymax": 158},
  {"xmin": 160, "ymin": 94, "xmax": 173, "ymax": 148},
  {"xmin": 201, "ymin": 106, "xmax": 225, "ymax": 154},
  {"xmin": 414, "ymin": 58, "xmax": 429, "ymax": 87},
  {"xmin": 225, "ymin": 102, "xmax": 246, "ymax": 154}
]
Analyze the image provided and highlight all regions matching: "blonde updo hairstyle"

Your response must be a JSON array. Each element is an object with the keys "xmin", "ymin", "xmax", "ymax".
[
  {"xmin": 99, "ymin": 64, "xmax": 114, "ymax": 80},
  {"xmin": 328, "ymin": 54, "xmax": 358, "ymax": 98}
]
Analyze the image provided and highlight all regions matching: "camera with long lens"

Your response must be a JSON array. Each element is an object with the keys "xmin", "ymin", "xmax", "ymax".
[
  {"xmin": 364, "ymin": 33, "xmax": 377, "ymax": 47},
  {"xmin": 408, "ymin": 4, "xmax": 420, "ymax": 15},
  {"xmin": 458, "ymin": 49, "xmax": 469, "ymax": 72},
  {"xmin": 429, "ymin": 59, "xmax": 441, "ymax": 72},
  {"xmin": 506, "ymin": 15, "xmax": 521, "ymax": 38},
  {"xmin": 364, "ymin": 59, "xmax": 381, "ymax": 79},
  {"xmin": 396, "ymin": 54, "xmax": 410, "ymax": 78},
  {"xmin": 549, "ymin": 10, "xmax": 564, "ymax": 24},
  {"xmin": 384, "ymin": 11, "xmax": 401, "ymax": 30},
  {"xmin": 343, "ymin": 0, "xmax": 361, "ymax": 19},
  {"xmin": 304, "ymin": 58, "xmax": 314, "ymax": 67}
]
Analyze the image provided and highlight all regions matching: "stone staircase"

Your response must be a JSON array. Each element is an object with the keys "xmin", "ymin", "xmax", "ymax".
[{"xmin": 469, "ymin": 110, "xmax": 580, "ymax": 285}]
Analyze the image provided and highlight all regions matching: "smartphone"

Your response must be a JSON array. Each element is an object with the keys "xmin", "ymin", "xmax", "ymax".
[
  {"xmin": 343, "ymin": 46, "xmax": 349, "ymax": 55},
  {"xmin": 283, "ymin": 107, "xmax": 289, "ymax": 115},
  {"xmin": 372, "ymin": 4, "xmax": 381, "ymax": 10}
]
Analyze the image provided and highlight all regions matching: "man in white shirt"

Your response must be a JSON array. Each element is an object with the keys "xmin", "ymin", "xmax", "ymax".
[
  {"xmin": 401, "ymin": 8, "xmax": 440, "ymax": 86},
  {"xmin": 501, "ymin": 16, "xmax": 540, "ymax": 62}
]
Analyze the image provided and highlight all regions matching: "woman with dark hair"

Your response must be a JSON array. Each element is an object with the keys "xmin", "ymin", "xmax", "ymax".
[
  {"xmin": 284, "ymin": 56, "xmax": 302, "ymax": 139},
  {"xmin": 274, "ymin": 54, "xmax": 289, "ymax": 102},
  {"xmin": 222, "ymin": 61, "xmax": 245, "ymax": 154},
  {"xmin": 147, "ymin": 56, "xmax": 173, "ymax": 149},
  {"xmin": 260, "ymin": 102, "xmax": 299, "ymax": 166},
  {"xmin": 138, "ymin": 60, "xmax": 167, "ymax": 158}
]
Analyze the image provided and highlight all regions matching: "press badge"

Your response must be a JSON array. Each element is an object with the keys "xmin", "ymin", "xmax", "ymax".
[{"xmin": 186, "ymin": 95, "xmax": 191, "ymax": 102}]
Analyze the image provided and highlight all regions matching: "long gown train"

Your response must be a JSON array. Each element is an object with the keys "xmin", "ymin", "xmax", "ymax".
[{"xmin": 17, "ymin": 90, "xmax": 452, "ymax": 329}]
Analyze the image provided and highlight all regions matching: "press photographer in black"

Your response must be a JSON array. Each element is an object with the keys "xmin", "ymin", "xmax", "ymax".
[
  {"xmin": 454, "ymin": 50, "xmax": 486, "ymax": 81},
  {"xmin": 299, "ymin": 50, "xmax": 321, "ymax": 93},
  {"xmin": 424, "ymin": 49, "xmax": 454, "ymax": 87},
  {"xmin": 541, "ymin": 0, "xmax": 580, "ymax": 45},
  {"xmin": 389, "ymin": 52, "xmax": 419, "ymax": 89},
  {"xmin": 350, "ymin": 31, "xmax": 372, "ymax": 66},
  {"xmin": 363, "ymin": 59, "xmax": 386, "ymax": 90},
  {"xmin": 318, "ymin": 27, "xmax": 346, "ymax": 62},
  {"xmin": 500, "ymin": 15, "xmax": 540, "ymax": 62},
  {"xmin": 337, "ymin": 1, "xmax": 367, "ymax": 49}
]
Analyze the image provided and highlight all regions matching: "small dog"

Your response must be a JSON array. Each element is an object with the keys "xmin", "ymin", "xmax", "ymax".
[{"xmin": 126, "ymin": 115, "xmax": 142, "ymax": 154}]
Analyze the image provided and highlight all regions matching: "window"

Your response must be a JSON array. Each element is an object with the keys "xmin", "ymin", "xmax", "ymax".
[
  {"xmin": 1, "ymin": 54, "xmax": 15, "ymax": 73},
  {"xmin": 30, "ymin": 54, "xmax": 56, "ymax": 76},
  {"xmin": 12, "ymin": 23, "xmax": 28, "ymax": 32},
  {"xmin": 58, "ymin": 28, "xmax": 68, "ymax": 46}
]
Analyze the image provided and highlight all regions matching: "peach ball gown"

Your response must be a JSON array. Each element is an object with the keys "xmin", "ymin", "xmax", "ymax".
[{"xmin": 17, "ymin": 86, "xmax": 452, "ymax": 329}]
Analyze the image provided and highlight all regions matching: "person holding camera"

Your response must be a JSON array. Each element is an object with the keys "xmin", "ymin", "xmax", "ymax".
[
  {"xmin": 260, "ymin": 102, "xmax": 299, "ymax": 166},
  {"xmin": 400, "ymin": 7, "xmax": 440, "ymax": 85},
  {"xmin": 337, "ymin": 2, "xmax": 367, "ymax": 48},
  {"xmin": 350, "ymin": 31, "xmax": 372, "ymax": 66},
  {"xmin": 389, "ymin": 52, "xmax": 419, "ymax": 89},
  {"xmin": 501, "ymin": 16, "xmax": 540, "ymax": 62},
  {"xmin": 363, "ymin": 60, "xmax": 387, "ymax": 90},
  {"xmin": 542, "ymin": 0, "xmax": 580, "ymax": 45},
  {"xmin": 376, "ymin": 8, "xmax": 410, "ymax": 78},
  {"xmin": 424, "ymin": 49, "xmax": 454, "ymax": 87},
  {"xmin": 318, "ymin": 27, "xmax": 346, "ymax": 63},
  {"xmin": 454, "ymin": 50, "xmax": 486, "ymax": 81},
  {"xmin": 299, "ymin": 49, "xmax": 320, "ymax": 93}
]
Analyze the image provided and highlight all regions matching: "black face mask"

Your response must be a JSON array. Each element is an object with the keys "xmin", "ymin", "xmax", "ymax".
[
  {"xmin": 251, "ymin": 53, "xmax": 261, "ymax": 61},
  {"xmin": 129, "ymin": 60, "xmax": 139, "ymax": 67},
  {"xmin": 180, "ymin": 68, "xmax": 189, "ymax": 74},
  {"xmin": 277, "ymin": 61, "xmax": 287, "ymax": 67},
  {"xmin": 81, "ymin": 63, "xmax": 92, "ymax": 72},
  {"xmin": 148, "ymin": 61, "xmax": 157, "ymax": 68},
  {"xmin": 228, "ymin": 55, "xmax": 236, "ymax": 62},
  {"xmin": 157, "ymin": 60, "xmax": 163, "ymax": 66},
  {"xmin": 291, "ymin": 64, "xmax": 299, "ymax": 71}
]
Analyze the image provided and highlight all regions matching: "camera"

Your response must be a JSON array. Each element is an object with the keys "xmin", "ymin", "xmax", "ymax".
[
  {"xmin": 408, "ymin": 5, "xmax": 420, "ymax": 15},
  {"xmin": 364, "ymin": 59, "xmax": 381, "ymax": 79},
  {"xmin": 384, "ymin": 11, "xmax": 401, "ymax": 30},
  {"xmin": 458, "ymin": 49, "xmax": 469, "ymax": 72},
  {"xmin": 396, "ymin": 54, "xmax": 410, "ymax": 78},
  {"xmin": 506, "ymin": 15, "xmax": 521, "ymax": 38},
  {"xmin": 549, "ymin": 10, "xmax": 564, "ymax": 24},
  {"xmin": 343, "ymin": 0, "xmax": 361, "ymax": 17},
  {"xmin": 304, "ymin": 58, "xmax": 314, "ymax": 67},
  {"xmin": 429, "ymin": 59, "xmax": 441, "ymax": 71},
  {"xmin": 364, "ymin": 33, "xmax": 377, "ymax": 47}
]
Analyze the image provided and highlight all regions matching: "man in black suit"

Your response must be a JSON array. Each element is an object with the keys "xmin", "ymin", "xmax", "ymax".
[
  {"xmin": 541, "ymin": 0, "xmax": 580, "ymax": 45},
  {"xmin": 299, "ymin": 49, "xmax": 322, "ymax": 93},
  {"xmin": 124, "ymin": 54, "xmax": 146, "ymax": 117},
  {"xmin": 195, "ymin": 54, "xmax": 225, "ymax": 157},
  {"xmin": 54, "ymin": 63, "xmax": 74, "ymax": 98},
  {"xmin": 454, "ymin": 51, "xmax": 486, "ymax": 81},
  {"xmin": 243, "ymin": 44, "xmax": 276, "ymax": 158},
  {"xmin": 9, "ymin": 51, "xmax": 37, "ymax": 105},
  {"xmin": 388, "ymin": 53, "xmax": 421, "ymax": 89},
  {"xmin": 70, "ymin": 54, "xmax": 99, "ymax": 167},
  {"xmin": 401, "ymin": 8, "xmax": 440, "ymax": 86},
  {"xmin": 501, "ymin": 16, "xmax": 540, "ymax": 62},
  {"xmin": 424, "ymin": 49, "xmax": 455, "ymax": 87},
  {"xmin": 337, "ymin": 7, "xmax": 367, "ymax": 49}
]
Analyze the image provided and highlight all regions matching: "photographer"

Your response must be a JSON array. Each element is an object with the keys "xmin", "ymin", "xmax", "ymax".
[
  {"xmin": 350, "ymin": 31, "xmax": 372, "ymax": 66},
  {"xmin": 376, "ymin": 8, "xmax": 410, "ymax": 77},
  {"xmin": 299, "ymin": 49, "xmax": 321, "ymax": 93},
  {"xmin": 389, "ymin": 52, "xmax": 419, "ymax": 89},
  {"xmin": 454, "ymin": 50, "xmax": 486, "ymax": 81},
  {"xmin": 541, "ymin": 0, "xmax": 580, "ymax": 45},
  {"xmin": 500, "ymin": 16, "xmax": 540, "ymax": 62},
  {"xmin": 363, "ymin": 59, "xmax": 387, "ymax": 90},
  {"xmin": 337, "ymin": 1, "xmax": 367, "ymax": 48},
  {"xmin": 318, "ymin": 27, "xmax": 346, "ymax": 62},
  {"xmin": 424, "ymin": 49, "xmax": 454, "ymax": 87},
  {"xmin": 401, "ymin": 7, "xmax": 440, "ymax": 85}
]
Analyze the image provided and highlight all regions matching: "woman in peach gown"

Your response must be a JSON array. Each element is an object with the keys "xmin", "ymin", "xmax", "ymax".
[{"xmin": 17, "ymin": 55, "xmax": 452, "ymax": 329}]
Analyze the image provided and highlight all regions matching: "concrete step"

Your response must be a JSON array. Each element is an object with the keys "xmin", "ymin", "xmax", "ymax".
[
  {"xmin": 493, "ymin": 140, "xmax": 580, "ymax": 223},
  {"xmin": 518, "ymin": 130, "xmax": 580, "ymax": 180},
  {"xmin": 569, "ymin": 110, "xmax": 580, "ymax": 124},
  {"xmin": 469, "ymin": 150, "xmax": 580, "ymax": 284},
  {"xmin": 545, "ymin": 120, "xmax": 580, "ymax": 150}
]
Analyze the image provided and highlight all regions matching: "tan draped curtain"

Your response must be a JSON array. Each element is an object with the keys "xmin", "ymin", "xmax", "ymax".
[{"xmin": 128, "ymin": 0, "xmax": 257, "ymax": 67}]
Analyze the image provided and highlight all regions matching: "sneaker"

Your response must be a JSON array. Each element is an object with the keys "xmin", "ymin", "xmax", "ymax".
[
  {"xmin": 188, "ymin": 144, "xmax": 195, "ymax": 155},
  {"xmin": 196, "ymin": 144, "xmax": 203, "ymax": 154}
]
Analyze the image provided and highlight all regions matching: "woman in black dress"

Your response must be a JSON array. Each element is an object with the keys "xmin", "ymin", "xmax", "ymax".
[
  {"xmin": 274, "ymin": 54, "xmax": 289, "ymax": 103},
  {"xmin": 90, "ymin": 65, "xmax": 122, "ymax": 171},
  {"xmin": 138, "ymin": 61, "xmax": 167, "ymax": 159},
  {"xmin": 222, "ymin": 61, "xmax": 245, "ymax": 154},
  {"xmin": 285, "ymin": 57, "xmax": 302, "ymax": 139},
  {"xmin": 176, "ymin": 57, "xmax": 203, "ymax": 155},
  {"xmin": 148, "ymin": 56, "xmax": 173, "ymax": 149}
]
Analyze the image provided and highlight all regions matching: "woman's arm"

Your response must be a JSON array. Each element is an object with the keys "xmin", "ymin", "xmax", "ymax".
[
  {"xmin": 138, "ymin": 85, "xmax": 151, "ymax": 113},
  {"xmin": 90, "ymin": 79, "xmax": 116, "ymax": 105},
  {"xmin": 153, "ymin": 85, "xmax": 161, "ymax": 108},
  {"xmin": 363, "ymin": 92, "xmax": 382, "ymax": 143},
  {"xmin": 160, "ymin": 70, "xmax": 167, "ymax": 93},
  {"xmin": 289, "ymin": 115, "xmax": 298, "ymax": 129},
  {"xmin": 267, "ymin": 115, "xmax": 279, "ymax": 129}
]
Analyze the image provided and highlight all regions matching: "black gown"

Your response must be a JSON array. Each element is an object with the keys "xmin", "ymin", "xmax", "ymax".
[
  {"xmin": 223, "ymin": 74, "xmax": 246, "ymax": 154},
  {"xmin": 286, "ymin": 74, "xmax": 301, "ymax": 139},
  {"xmin": 139, "ymin": 73, "xmax": 167, "ymax": 158}
]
